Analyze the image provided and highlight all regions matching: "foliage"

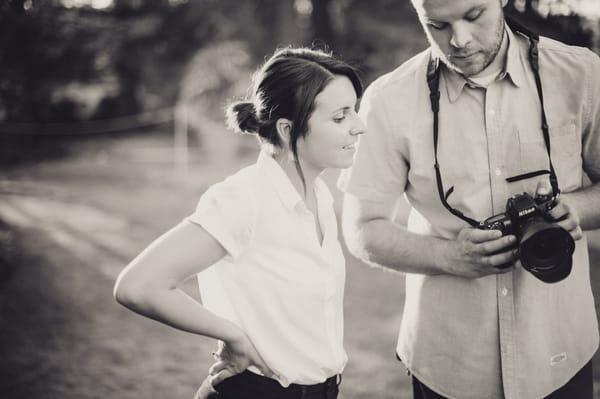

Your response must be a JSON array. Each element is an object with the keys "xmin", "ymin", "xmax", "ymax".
[{"xmin": 0, "ymin": 0, "xmax": 596, "ymax": 126}]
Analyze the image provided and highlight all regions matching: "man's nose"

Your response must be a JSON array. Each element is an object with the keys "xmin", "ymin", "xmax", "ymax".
[{"xmin": 449, "ymin": 21, "xmax": 473, "ymax": 49}]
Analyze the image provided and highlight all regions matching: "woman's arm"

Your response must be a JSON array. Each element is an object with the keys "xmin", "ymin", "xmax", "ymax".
[
  {"xmin": 113, "ymin": 220, "xmax": 243, "ymax": 342},
  {"xmin": 114, "ymin": 220, "xmax": 275, "ymax": 379}
]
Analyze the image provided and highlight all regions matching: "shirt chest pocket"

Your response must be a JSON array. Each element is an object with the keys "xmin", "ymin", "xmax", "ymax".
[{"xmin": 517, "ymin": 121, "xmax": 582, "ymax": 193}]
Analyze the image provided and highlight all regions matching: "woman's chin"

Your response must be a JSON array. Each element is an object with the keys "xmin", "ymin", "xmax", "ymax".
[{"xmin": 332, "ymin": 158, "xmax": 354, "ymax": 170}]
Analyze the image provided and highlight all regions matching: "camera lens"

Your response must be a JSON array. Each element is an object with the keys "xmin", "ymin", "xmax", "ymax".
[
  {"xmin": 518, "ymin": 220, "xmax": 575, "ymax": 283},
  {"xmin": 528, "ymin": 237, "xmax": 559, "ymax": 261}
]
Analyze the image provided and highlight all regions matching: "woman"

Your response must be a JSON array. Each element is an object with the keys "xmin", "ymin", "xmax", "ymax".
[{"xmin": 113, "ymin": 47, "xmax": 365, "ymax": 399}]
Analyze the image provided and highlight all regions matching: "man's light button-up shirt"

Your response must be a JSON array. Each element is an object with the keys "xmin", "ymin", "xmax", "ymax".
[{"xmin": 338, "ymin": 24, "xmax": 600, "ymax": 399}]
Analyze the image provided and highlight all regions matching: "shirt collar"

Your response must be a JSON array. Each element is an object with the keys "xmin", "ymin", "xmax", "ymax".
[
  {"xmin": 257, "ymin": 151, "xmax": 303, "ymax": 211},
  {"xmin": 443, "ymin": 22, "xmax": 525, "ymax": 103},
  {"xmin": 503, "ymin": 23, "xmax": 526, "ymax": 88},
  {"xmin": 257, "ymin": 151, "xmax": 332, "ymax": 211}
]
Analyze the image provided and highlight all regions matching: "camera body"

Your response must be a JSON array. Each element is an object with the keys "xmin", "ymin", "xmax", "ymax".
[
  {"xmin": 480, "ymin": 192, "xmax": 555, "ymax": 235},
  {"xmin": 480, "ymin": 192, "xmax": 575, "ymax": 283}
]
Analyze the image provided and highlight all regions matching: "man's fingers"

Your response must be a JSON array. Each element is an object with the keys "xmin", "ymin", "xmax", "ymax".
[
  {"xmin": 466, "ymin": 228, "xmax": 503, "ymax": 244},
  {"xmin": 547, "ymin": 201, "xmax": 582, "ymax": 240},
  {"xmin": 548, "ymin": 201, "xmax": 570, "ymax": 221},
  {"xmin": 486, "ymin": 249, "xmax": 519, "ymax": 268},
  {"xmin": 210, "ymin": 368, "xmax": 236, "ymax": 387},
  {"xmin": 477, "ymin": 235, "xmax": 517, "ymax": 255},
  {"xmin": 554, "ymin": 216, "xmax": 578, "ymax": 232}
]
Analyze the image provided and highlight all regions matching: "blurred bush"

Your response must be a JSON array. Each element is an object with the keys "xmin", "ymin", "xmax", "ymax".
[{"xmin": 0, "ymin": 0, "xmax": 596, "ymax": 128}]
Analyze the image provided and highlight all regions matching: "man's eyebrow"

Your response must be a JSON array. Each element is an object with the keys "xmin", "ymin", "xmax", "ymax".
[
  {"xmin": 464, "ymin": 5, "xmax": 484, "ymax": 17},
  {"xmin": 425, "ymin": 5, "xmax": 483, "ymax": 23}
]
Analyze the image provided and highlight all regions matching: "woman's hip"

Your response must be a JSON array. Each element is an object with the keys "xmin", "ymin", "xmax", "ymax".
[{"xmin": 214, "ymin": 370, "xmax": 340, "ymax": 399}]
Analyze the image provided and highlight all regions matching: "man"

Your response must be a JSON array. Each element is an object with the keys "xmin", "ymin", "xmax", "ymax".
[{"xmin": 339, "ymin": 0, "xmax": 600, "ymax": 398}]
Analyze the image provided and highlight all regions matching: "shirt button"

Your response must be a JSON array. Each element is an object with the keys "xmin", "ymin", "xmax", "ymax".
[
  {"xmin": 501, "ymin": 287, "xmax": 508, "ymax": 296},
  {"xmin": 489, "ymin": 109, "xmax": 496, "ymax": 117},
  {"xmin": 495, "ymin": 168, "xmax": 502, "ymax": 177}
]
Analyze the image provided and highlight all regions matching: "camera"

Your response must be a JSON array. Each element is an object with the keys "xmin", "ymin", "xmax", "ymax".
[{"xmin": 480, "ymin": 192, "xmax": 575, "ymax": 283}]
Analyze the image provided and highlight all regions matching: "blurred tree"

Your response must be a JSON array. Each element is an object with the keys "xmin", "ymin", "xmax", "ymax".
[
  {"xmin": 311, "ymin": 0, "xmax": 335, "ymax": 49},
  {"xmin": 1, "ymin": 0, "xmax": 25, "ymax": 14},
  {"xmin": 114, "ymin": 0, "xmax": 169, "ymax": 15},
  {"xmin": 505, "ymin": 0, "xmax": 593, "ymax": 48},
  {"xmin": 246, "ymin": 0, "xmax": 300, "ymax": 57},
  {"xmin": 0, "ymin": 3, "xmax": 104, "ymax": 123},
  {"xmin": 0, "ymin": 0, "xmax": 596, "ymax": 129}
]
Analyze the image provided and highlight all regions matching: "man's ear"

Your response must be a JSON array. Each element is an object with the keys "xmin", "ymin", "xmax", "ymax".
[{"xmin": 275, "ymin": 118, "xmax": 293, "ymax": 147}]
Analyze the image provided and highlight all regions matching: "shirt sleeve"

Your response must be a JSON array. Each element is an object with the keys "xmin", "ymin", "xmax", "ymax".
[
  {"xmin": 582, "ymin": 48, "xmax": 600, "ymax": 182},
  {"xmin": 337, "ymin": 82, "xmax": 409, "ymax": 201},
  {"xmin": 186, "ymin": 178, "xmax": 256, "ymax": 259}
]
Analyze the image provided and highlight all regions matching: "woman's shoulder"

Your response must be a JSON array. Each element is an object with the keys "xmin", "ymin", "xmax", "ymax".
[
  {"xmin": 204, "ymin": 163, "xmax": 262, "ymax": 199},
  {"xmin": 192, "ymin": 163, "xmax": 261, "ymax": 227}
]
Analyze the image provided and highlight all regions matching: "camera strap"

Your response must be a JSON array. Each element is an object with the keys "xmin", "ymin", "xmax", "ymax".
[{"xmin": 426, "ymin": 16, "xmax": 561, "ymax": 228}]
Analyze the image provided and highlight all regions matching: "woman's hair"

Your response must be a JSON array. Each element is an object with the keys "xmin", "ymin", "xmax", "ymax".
[{"xmin": 226, "ymin": 47, "xmax": 363, "ymax": 192}]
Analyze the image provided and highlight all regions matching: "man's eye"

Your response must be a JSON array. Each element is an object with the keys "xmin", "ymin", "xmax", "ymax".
[{"xmin": 466, "ymin": 10, "xmax": 483, "ymax": 21}]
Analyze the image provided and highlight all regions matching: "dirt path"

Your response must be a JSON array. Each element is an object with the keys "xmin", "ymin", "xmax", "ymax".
[{"xmin": 0, "ymin": 132, "xmax": 223, "ymax": 398}]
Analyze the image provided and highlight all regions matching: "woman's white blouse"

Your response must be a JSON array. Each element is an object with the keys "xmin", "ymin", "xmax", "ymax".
[{"xmin": 186, "ymin": 151, "xmax": 347, "ymax": 387}]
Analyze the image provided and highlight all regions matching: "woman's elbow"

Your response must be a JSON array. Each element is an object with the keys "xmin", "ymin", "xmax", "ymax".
[{"xmin": 113, "ymin": 270, "xmax": 148, "ymax": 311}]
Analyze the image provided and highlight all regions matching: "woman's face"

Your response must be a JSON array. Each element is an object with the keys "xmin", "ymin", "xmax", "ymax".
[{"xmin": 297, "ymin": 75, "xmax": 365, "ymax": 172}]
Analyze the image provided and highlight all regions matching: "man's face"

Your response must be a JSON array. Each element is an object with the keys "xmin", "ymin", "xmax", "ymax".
[{"xmin": 413, "ymin": 0, "xmax": 507, "ymax": 76}]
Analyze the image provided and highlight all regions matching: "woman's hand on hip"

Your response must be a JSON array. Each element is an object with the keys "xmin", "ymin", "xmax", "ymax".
[{"xmin": 208, "ymin": 333, "xmax": 278, "ymax": 386}]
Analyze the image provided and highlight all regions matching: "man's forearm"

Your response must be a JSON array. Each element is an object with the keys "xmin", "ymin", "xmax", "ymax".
[
  {"xmin": 562, "ymin": 182, "xmax": 600, "ymax": 230},
  {"xmin": 347, "ymin": 217, "xmax": 450, "ymax": 275}
]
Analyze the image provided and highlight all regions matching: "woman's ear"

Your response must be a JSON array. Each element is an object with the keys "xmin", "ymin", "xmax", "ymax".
[{"xmin": 275, "ymin": 118, "xmax": 292, "ymax": 147}]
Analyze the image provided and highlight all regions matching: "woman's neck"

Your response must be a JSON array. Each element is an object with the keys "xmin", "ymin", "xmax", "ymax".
[{"xmin": 272, "ymin": 152, "xmax": 322, "ymax": 201}]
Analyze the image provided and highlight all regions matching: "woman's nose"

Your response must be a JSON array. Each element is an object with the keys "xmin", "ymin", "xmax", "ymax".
[{"xmin": 350, "ymin": 116, "xmax": 366, "ymax": 136}]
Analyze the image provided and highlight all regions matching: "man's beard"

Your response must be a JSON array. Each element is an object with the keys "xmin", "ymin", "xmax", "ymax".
[{"xmin": 428, "ymin": 13, "xmax": 506, "ymax": 77}]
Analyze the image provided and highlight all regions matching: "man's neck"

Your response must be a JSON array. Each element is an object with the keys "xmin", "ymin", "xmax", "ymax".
[{"xmin": 468, "ymin": 27, "xmax": 509, "ymax": 87}]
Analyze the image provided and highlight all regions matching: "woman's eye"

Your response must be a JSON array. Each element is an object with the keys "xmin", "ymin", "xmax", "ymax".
[
  {"xmin": 428, "ymin": 22, "xmax": 447, "ymax": 30},
  {"xmin": 333, "ymin": 115, "xmax": 346, "ymax": 123}
]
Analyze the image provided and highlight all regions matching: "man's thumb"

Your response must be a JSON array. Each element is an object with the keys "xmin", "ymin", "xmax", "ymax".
[{"xmin": 535, "ymin": 179, "xmax": 551, "ymax": 195}]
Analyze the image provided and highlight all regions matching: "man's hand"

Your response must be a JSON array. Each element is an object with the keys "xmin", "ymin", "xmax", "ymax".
[
  {"xmin": 443, "ymin": 227, "xmax": 519, "ymax": 278},
  {"xmin": 536, "ymin": 180, "xmax": 583, "ymax": 241}
]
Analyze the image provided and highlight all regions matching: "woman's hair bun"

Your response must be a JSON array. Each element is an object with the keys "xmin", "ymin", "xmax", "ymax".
[{"xmin": 225, "ymin": 101, "xmax": 261, "ymax": 135}]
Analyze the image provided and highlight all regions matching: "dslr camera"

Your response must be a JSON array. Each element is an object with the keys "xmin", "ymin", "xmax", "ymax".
[{"xmin": 480, "ymin": 192, "xmax": 575, "ymax": 283}]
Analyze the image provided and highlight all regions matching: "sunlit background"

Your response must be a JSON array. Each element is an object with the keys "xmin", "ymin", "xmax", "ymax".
[{"xmin": 1, "ymin": 1, "xmax": 600, "ymax": 398}]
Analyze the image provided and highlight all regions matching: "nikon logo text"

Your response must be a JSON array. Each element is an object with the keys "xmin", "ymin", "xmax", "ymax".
[{"xmin": 518, "ymin": 208, "xmax": 535, "ymax": 217}]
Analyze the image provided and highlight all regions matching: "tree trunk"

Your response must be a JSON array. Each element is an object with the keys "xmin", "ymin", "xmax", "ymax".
[{"xmin": 311, "ymin": 0, "xmax": 336, "ymax": 50}]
